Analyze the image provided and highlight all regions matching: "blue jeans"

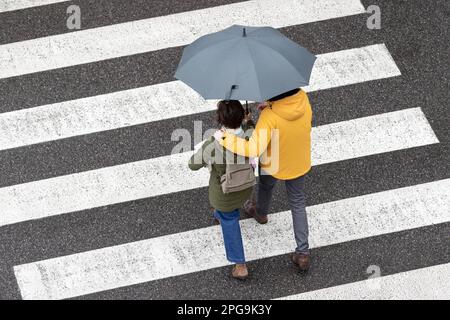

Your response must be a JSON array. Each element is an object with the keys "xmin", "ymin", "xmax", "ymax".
[{"xmin": 214, "ymin": 209, "xmax": 246, "ymax": 264}]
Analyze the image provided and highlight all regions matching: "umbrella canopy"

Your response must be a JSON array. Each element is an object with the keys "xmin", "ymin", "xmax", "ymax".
[{"xmin": 174, "ymin": 25, "xmax": 316, "ymax": 102}]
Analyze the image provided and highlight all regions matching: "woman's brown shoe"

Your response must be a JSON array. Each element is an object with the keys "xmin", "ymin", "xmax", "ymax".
[{"xmin": 232, "ymin": 263, "xmax": 249, "ymax": 280}]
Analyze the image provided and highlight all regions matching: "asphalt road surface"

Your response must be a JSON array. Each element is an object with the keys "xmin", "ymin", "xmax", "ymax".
[{"xmin": 0, "ymin": 0, "xmax": 449, "ymax": 300}]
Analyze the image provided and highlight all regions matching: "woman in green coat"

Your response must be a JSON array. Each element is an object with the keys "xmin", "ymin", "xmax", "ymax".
[{"xmin": 188, "ymin": 100, "xmax": 254, "ymax": 279}]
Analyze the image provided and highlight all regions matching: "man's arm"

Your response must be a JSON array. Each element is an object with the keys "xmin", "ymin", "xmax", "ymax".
[{"xmin": 219, "ymin": 110, "xmax": 274, "ymax": 158}]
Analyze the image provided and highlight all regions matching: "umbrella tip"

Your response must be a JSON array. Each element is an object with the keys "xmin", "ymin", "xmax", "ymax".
[{"xmin": 243, "ymin": 28, "xmax": 247, "ymax": 37}]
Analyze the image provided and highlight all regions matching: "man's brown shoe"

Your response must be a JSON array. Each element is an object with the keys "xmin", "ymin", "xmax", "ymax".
[
  {"xmin": 243, "ymin": 200, "xmax": 268, "ymax": 224},
  {"xmin": 292, "ymin": 252, "xmax": 311, "ymax": 271},
  {"xmin": 232, "ymin": 264, "xmax": 248, "ymax": 280}
]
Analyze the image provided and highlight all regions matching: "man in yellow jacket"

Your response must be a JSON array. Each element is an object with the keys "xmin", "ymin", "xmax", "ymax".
[{"xmin": 214, "ymin": 88, "xmax": 312, "ymax": 271}]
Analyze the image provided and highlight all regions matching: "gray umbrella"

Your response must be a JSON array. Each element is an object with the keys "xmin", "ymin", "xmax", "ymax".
[{"xmin": 174, "ymin": 24, "xmax": 316, "ymax": 102}]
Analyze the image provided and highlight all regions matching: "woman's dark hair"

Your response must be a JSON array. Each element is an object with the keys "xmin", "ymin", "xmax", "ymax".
[
  {"xmin": 268, "ymin": 88, "xmax": 300, "ymax": 102},
  {"xmin": 217, "ymin": 100, "xmax": 245, "ymax": 129}
]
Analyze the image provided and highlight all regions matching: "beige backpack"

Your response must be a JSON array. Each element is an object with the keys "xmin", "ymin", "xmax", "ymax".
[{"xmin": 214, "ymin": 140, "xmax": 256, "ymax": 194}]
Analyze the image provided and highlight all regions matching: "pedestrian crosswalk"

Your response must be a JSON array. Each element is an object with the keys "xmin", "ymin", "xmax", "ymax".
[
  {"xmin": 277, "ymin": 263, "xmax": 450, "ymax": 300},
  {"xmin": 0, "ymin": 44, "xmax": 400, "ymax": 151},
  {"xmin": 0, "ymin": 0, "xmax": 448, "ymax": 300},
  {"xmin": 14, "ymin": 179, "xmax": 450, "ymax": 299},
  {"xmin": 0, "ymin": 107, "xmax": 438, "ymax": 227},
  {"xmin": 0, "ymin": 0, "xmax": 69, "ymax": 12},
  {"xmin": 0, "ymin": 0, "xmax": 365, "ymax": 79}
]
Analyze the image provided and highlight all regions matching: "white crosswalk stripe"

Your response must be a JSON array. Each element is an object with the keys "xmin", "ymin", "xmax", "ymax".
[
  {"xmin": 276, "ymin": 263, "xmax": 450, "ymax": 300},
  {"xmin": 0, "ymin": 108, "xmax": 438, "ymax": 227},
  {"xmin": 13, "ymin": 179, "xmax": 450, "ymax": 299},
  {"xmin": 1, "ymin": 0, "xmax": 448, "ymax": 300},
  {"xmin": 0, "ymin": 0, "xmax": 365, "ymax": 79},
  {"xmin": 0, "ymin": 44, "xmax": 401, "ymax": 151},
  {"xmin": 0, "ymin": 0, "xmax": 69, "ymax": 12}
]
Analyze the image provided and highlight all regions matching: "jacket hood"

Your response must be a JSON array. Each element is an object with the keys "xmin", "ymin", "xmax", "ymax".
[{"xmin": 269, "ymin": 89, "xmax": 307, "ymax": 121}]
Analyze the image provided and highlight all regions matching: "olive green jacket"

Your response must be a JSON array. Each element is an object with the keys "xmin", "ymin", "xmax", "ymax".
[{"xmin": 188, "ymin": 122, "xmax": 255, "ymax": 212}]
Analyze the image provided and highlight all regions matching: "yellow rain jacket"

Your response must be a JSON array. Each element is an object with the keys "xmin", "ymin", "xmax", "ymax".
[{"xmin": 219, "ymin": 89, "xmax": 312, "ymax": 180}]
